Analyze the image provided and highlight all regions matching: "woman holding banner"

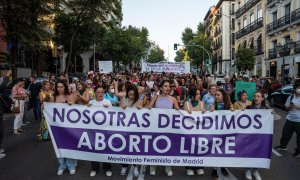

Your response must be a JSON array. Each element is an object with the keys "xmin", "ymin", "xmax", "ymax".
[
  {"xmin": 38, "ymin": 81, "xmax": 54, "ymax": 140},
  {"xmin": 73, "ymin": 81, "xmax": 89, "ymax": 105},
  {"xmin": 88, "ymin": 86, "xmax": 113, "ymax": 177},
  {"xmin": 119, "ymin": 85, "xmax": 143, "ymax": 177},
  {"xmin": 210, "ymin": 88, "xmax": 234, "ymax": 179},
  {"xmin": 52, "ymin": 80, "xmax": 77, "ymax": 176},
  {"xmin": 183, "ymin": 86, "xmax": 206, "ymax": 176},
  {"xmin": 233, "ymin": 90, "xmax": 252, "ymax": 110},
  {"xmin": 244, "ymin": 90, "xmax": 269, "ymax": 180},
  {"xmin": 147, "ymin": 80, "xmax": 180, "ymax": 177}
]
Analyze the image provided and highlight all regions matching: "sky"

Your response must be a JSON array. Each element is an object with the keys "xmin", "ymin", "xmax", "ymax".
[{"xmin": 122, "ymin": 0, "xmax": 219, "ymax": 62}]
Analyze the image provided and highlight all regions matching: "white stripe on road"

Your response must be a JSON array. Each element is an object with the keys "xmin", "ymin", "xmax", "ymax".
[
  {"xmin": 217, "ymin": 167, "xmax": 237, "ymax": 180},
  {"xmin": 272, "ymin": 148, "xmax": 282, "ymax": 156},
  {"xmin": 137, "ymin": 165, "xmax": 146, "ymax": 180},
  {"xmin": 126, "ymin": 165, "xmax": 134, "ymax": 180}
]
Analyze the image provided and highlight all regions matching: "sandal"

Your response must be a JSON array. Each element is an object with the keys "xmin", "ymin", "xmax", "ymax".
[{"xmin": 18, "ymin": 129, "xmax": 26, "ymax": 132}]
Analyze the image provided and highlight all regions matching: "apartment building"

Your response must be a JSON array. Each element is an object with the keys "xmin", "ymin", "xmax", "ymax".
[
  {"xmin": 265, "ymin": 0, "xmax": 300, "ymax": 79},
  {"xmin": 234, "ymin": 0, "xmax": 266, "ymax": 77},
  {"xmin": 204, "ymin": 0, "xmax": 235, "ymax": 75}
]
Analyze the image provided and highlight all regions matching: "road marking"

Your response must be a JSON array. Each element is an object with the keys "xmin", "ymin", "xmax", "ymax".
[
  {"xmin": 137, "ymin": 165, "xmax": 146, "ymax": 180},
  {"xmin": 272, "ymin": 148, "xmax": 282, "ymax": 156},
  {"xmin": 126, "ymin": 165, "xmax": 134, "ymax": 180},
  {"xmin": 217, "ymin": 167, "xmax": 237, "ymax": 180}
]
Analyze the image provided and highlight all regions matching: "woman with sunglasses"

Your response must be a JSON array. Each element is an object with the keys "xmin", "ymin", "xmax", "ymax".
[
  {"xmin": 210, "ymin": 88, "xmax": 234, "ymax": 179},
  {"xmin": 233, "ymin": 90, "xmax": 252, "ymax": 110},
  {"xmin": 38, "ymin": 81, "xmax": 54, "ymax": 140},
  {"xmin": 119, "ymin": 85, "xmax": 142, "ymax": 177},
  {"xmin": 88, "ymin": 86, "xmax": 113, "ymax": 177},
  {"xmin": 147, "ymin": 80, "xmax": 179, "ymax": 177},
  {"xmin": 52, "ymin": 80, "xmax": 77, "ymax": 176},
  {"xmin": 85, "ymin": 79, "xmax": 95, "ymax": 100},
  {"xmin": 184, "ymin": 86, "xmax": 206, "ymax": 176}
]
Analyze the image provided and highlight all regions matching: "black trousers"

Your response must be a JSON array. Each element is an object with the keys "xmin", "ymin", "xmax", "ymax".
[
  {"xmin": 0, "ymin": 112, "xmax": 3, "ymax": 149},
  {"xmin": 91, "ymin": 161, "xmax": 111, "ymax": 172},
  {"xmin": 280, "ymin": 120, "xmax": 300, "ymax": 153}
]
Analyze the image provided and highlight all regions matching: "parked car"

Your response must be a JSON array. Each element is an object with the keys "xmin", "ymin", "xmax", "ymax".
[
  {"xmin": 259, "ymin": 77, "xmax": 281, "ymax": 91},
  {"xmin": 269, "ymin": 84, "xmax": 293, "ymax": 109}
]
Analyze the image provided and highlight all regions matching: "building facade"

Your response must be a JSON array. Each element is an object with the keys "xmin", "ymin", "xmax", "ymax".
[
  {"xmin": 265, "ymin": 0, "xmax": 300, "ymax": 79},
  {"xmin": 204, "ymin": 0, "xmax": 235, "ymax": 75},
  {"xmin": 234, "ymin": 0, "xmax": 266, "ymax": 77}
]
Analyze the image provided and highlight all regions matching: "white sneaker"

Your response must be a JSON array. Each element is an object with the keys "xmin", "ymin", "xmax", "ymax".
[
  {"xmin": 133, "ymin": 166, "xmax": 139, "ymax": 177},
  {"xmin": 150, "ymin": 169, "xmax": 156, "ymax": 176},
  {"xmin": 166, "ymin": 169, "xmax": 173, "ymax": 176},
  {"xmin": 245, "ymin": 170, "xmax": 252, "ymax": 180},
  {"xmin": 106, "ymin": 170, "xmax": 112, "ymax": 177},
  {"xmin": 186, "ymin": 169, "xmax": 194, "ymax": 176},
  {"xmin": 90, "ymin": 171, "xmax": 97, "ymax": 177},
  {"xmin": 0, "ymin": 149, "xmax": 5, "ymax": 154},
  {"xmin": 57, "ymin": 170, "xmax": 64, "ymax": 176},
  {"xmin": 0, "ymin": 153, "xmax": 6, "ymax": 159},
  {"xmin": 253, "ymin": 171, "xmax": 262, "ymax": 180},
  {"xmin": 196, "ymin": 169, "xmax": 205, "ymax": 175},
  {"xmin": 120, "ymin": 167, "xmax": 127, "ymax": 176},
  {"xmin": 69, "ymin": 169, "xmax": 76, "ymax": 175}
]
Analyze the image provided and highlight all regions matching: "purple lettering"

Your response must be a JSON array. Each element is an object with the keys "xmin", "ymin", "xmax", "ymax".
[
  {"xmin": 67, "ymin": 109, "xmax": 81, "ymax": 123},
  {"xmin": 253, "ymin": 114, "xmax": 262, "ymax": 129},
  {"xmin": 53, "ymin": 108, "xmax": 65, "ymax": 122},
  {"xmin": 92, "ymin": 111, "xmax": 106, "ymax": 125},
  {"xmin": 141, "ymin": 113, "xmax": 150, "ymax": 127},
  {"xmin": 158, "ymin": 114, "xmax": 170, "ymax": 128},
  {"xmin": 221, "ymin": 115, "xmax": 235, "ymax": 130},
  {"xmin": 237, "ymin": 114, "xmax": 251, "ymax": 129}
]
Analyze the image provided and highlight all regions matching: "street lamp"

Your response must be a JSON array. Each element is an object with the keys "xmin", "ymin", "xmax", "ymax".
[{"xmin": 215, "ymin": 13, "xmax": 232, "ymax": 75}]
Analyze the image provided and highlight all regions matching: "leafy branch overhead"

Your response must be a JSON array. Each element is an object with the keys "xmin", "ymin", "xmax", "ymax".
[{"xmin": 235, "ymin": 48, "xmax": 255, "ymax": 71}]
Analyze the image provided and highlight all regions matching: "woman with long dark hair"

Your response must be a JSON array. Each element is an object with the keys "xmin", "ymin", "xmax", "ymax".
[
  {"xmin": 147, "ymin": 80, "xmax": 179, "ymax": 177},
  {"xmin": 210, "ymin": 88, "xmax": 234, "ymax": 179},
  {"xmin": 119, "ymin": 85, "xmax": 141, "ymax": 177},
  {"xmin": 184, "ymin": 86, "xmax": 206, "ymax": 176},
  {"xmin": 51, "ymin": 80, "xmax": 77, "ymax": 176}
]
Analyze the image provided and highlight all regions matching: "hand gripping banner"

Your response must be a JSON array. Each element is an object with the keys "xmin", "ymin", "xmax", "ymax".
[{"xmin": 43, "ymin": 103, "xmax": 274, "ymax": 168}]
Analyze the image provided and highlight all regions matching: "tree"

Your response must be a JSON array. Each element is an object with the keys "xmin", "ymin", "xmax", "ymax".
[
  {"xmin": 147, "ymin": 45, "xmax": 165, "ymax": 63},
  {"xmin": 54, "ymin": 0, "xmax": 119, "ymax": 73},
  {"xmin": 0, "ymin": 0, "xmax": 59, "ymax": 75},
  {"xmin": 235, "ymin": 48, "xmax": 255, "ymax": 71},
  {"xmin": 175, "ymin": 49, "xmax": 185, "ymax": 62},
  {"xmin": 178, "ymin": 22, "xmax": 211, "ymax": 68}
]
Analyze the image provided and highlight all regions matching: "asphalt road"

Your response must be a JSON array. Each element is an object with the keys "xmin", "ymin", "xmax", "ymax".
[{"xmin": 0, "ymin": 108, "xmax": 300, "ymax": 180}]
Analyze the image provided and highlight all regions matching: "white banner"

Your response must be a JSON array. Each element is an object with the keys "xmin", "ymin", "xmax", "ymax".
[
  {"xmin": 98, "ymin": 61, "xmax": 113, "ymax": 73},
  {"xmin": 141, "ymin": 61, "xmax": 190, "ymax": 73},
  {"xmin": 43, "ymin": 103, "xmax": 274, "ymax": 168}
]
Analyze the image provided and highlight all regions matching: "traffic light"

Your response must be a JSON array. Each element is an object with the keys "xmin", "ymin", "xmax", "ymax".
[{"xmin": 174, "ymin": 44, "xmax": 178, "ymax": 50}]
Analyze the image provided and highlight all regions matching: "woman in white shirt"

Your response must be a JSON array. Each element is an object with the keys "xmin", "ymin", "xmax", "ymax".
[{"xmin": 89, "ymin": 86, "xmax": 112, "ymax": 177}]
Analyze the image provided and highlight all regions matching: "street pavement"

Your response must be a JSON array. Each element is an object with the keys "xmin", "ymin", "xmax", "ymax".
[{"xmin": 0, "ymin": 108, "xmax": 300, "ymax": 180}]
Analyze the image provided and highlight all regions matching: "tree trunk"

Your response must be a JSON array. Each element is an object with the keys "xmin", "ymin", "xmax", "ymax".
[{"xmin": 65, "ymin": 27, "xmax": 79, "ymax": 74}]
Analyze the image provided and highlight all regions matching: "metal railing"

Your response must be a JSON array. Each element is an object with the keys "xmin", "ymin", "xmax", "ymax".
[
  {"xmin": 236, "ymin": 18, "xmax": 263, "ymax": 39},
  {"xmin": 294, "ymin": 41, "xmax": 300, "ymax": 54},
  {"xmin": 236, "ymin": 0, "xmax": 261, "ymax": 18},
  {"xmin": 291, "ymin": 7, "xmax": 300, "ymax": 23},
  {"xmin": 267, "ymin": 0, "xmax": 278, "ymax": 7},
  {"xmin": 268, "ymin": 48, "xmax": 277, "ymax": 59},
  {"xmin": 266, "ymin": 14, "xmax": 290, "ymax": 34}
]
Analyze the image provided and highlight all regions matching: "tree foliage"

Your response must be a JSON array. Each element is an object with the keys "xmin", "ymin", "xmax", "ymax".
[
  {"xmin": 175, "ymin": 22, "xmax": 211, "ymax": 67},
  {"xmin": 147, "ymin": 44, "xmax": 165, "ymax": 63},
  {"xmin": 235, "ymin": 48, "xmax": 255, "ymax": 71},
  {"xmin": 54, "ymin": 0, "xmax": 120, "ymax": 72}
]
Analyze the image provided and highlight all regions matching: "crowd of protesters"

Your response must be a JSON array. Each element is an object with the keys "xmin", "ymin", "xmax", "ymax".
[{"xmin": 3, "ymin": 70, "xmax": 300, "ymax": 180}]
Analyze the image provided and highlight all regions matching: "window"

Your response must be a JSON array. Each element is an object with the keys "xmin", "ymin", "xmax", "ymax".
[
  {"xmin": 272, "ymin": 11, "xmax": 277, "ymax": 22},
  {"xmin": 250, "ymin": 12, "xmax": 254, "ymax": 24},
  {"xmin": 243, "ymin": 17, "xmax": 247, "ymax": 28},
  {"xmin": 285, "ymin": 4, "xmax": 291, "ymax": 16},
  {"xmin": 272, "ymin": 40, "xmax": 277, "ymax": 48},
  {"xmin": 257, "ymin": 5, "xmax": 262, "ymax": 19}
]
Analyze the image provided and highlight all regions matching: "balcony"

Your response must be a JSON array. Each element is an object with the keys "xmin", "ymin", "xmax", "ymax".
[
  {"xmin": 291, "ymin": 8, "xmax": 300, "ymax": 25},
  {"xmin": 268, "ymin": 48, "xmax": 277, "ymax": 59},
  {"xmin": 254, "ymin": 45, "xmax": 263, "ymax": 55},
  {"xmin": 266, "ymin": 14, "xmax": 290, "ymax": 35},
  {"xmin": 236, "ymin": 0, "xmax": 260, "ymax": 19},
  {"xmin": 267, "ymin": 0, "xmax": 279, "ymax": 8},
  {"xmin": 295, "ymin": 41, "xmax": 300, "ymax": 54},
  {"xmin": 278, "ymin": 42, "xmax": 292, "ymax": 57},
  {"xmin": 214, "ymin": 28, "xmax": 222, "ymax": 37},
  {"xmin": 236, "ymin": 18, "xmax": 263, "ymax": 39}
]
